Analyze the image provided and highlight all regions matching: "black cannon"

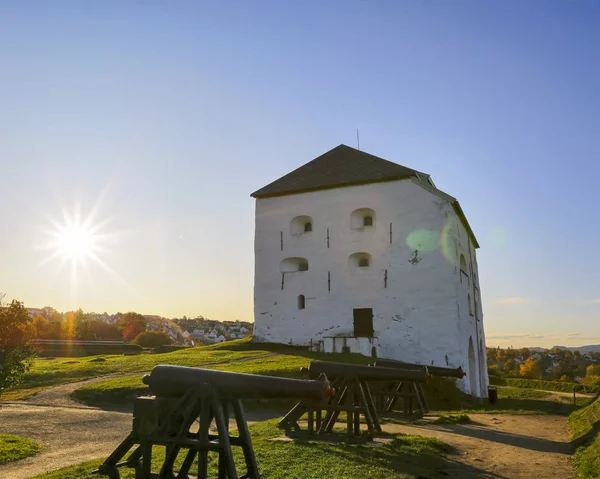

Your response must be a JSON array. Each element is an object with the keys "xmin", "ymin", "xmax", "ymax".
[
  {"xmin": 307, "ymin": 361, "xmax": 430, "ymax": 383},
  {"xmin": 370, "ymin": 359, "xmax": 466, "ymax": 417},
  {"xmin": 95, "ymin": 365, "xmax": 333, "ymax": 479},
  {"xmin": 373, "ymin": 358, "xmax": 466, "ymax": 379},
  {"xmin": 278, "ymin": 361, "xmax": 431, "ymax": 442}
]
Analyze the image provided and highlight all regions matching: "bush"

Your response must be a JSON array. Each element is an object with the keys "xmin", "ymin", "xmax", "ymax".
[{"xmin": 132, "ymin": 331, "xmax": 172, "ymax": 348}]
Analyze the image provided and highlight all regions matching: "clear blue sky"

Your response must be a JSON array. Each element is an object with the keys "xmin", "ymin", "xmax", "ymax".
[{"xmin": 1, "ymin": 1, "xmax": 599, "ymax": 348}]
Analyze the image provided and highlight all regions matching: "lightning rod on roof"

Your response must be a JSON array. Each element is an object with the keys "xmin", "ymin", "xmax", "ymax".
[{"xmin": 356, "ymin": 129, "xmax": 360, "ymax": 150}]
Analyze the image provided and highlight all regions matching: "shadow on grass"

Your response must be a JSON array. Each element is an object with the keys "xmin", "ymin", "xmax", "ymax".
[
  {"xmin": 289, "ymin": 435, "xmax": 508, "ymax": 479},
  {"xmin": 434, "ymin": 395, "xmax": 593, "ymax": 417},
  {"xmin": 405, "ymin": 420, "xmax": 572, "ymax": 455}
]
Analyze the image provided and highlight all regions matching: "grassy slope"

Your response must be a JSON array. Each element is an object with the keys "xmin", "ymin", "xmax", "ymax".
[
  {"xmin": 570, "ymin": 395, "xmax": 600, "ymax": 478},
  {"xmin": 30, "ymin": 420, "xmax": 454, "ymax": 479},
  {"xmin": 0, "ymin": 434, "xmax": 40, "ymax": 465},
  {"xmin": 427, "ymin": 385, "xmax": 593, "ymax": 416},
  {"xmin": 71, "ymin": 347, "xmax": 373, "ymax": 407},
  {"xmin": 3, "ymin": 338, "xmax": 335, "ymax": 400}
]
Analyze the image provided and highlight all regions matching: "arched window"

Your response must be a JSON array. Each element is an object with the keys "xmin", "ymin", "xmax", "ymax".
[
  {"xmin": 290, "ymin": 216, "xmax": 313, "ymax": 235},
  {"xmin": 468, "ymin": 293, "xmax": 473, "ymax": 316},
  {"xmin": 281, "ymin": 257, "xmax": 309, "ymax": 272},
  {"xmin": 298, "ymin": 295, "xmax": 306, "ymax": 310},
  {"xmin": 350, "ymin": 208, "xmax": 376, "ymax": 230},
  {"xmin": 349, "ymin": 252, "xmax": 372, "ymax": 268}
]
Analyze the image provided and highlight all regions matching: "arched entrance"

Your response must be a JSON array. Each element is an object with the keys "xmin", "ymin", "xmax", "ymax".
[
  {"xmin": 479, "ymin": 339, "xmax": 486, "ymax": 396},
  {"xmin": 468, "ymin": 336, "xmax": 478, "ymax": 395}
]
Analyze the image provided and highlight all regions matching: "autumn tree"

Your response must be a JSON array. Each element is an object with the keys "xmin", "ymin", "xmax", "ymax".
[
  {"xmin": 519, "ymin": 358, "xmax": 542, "ymax": 379},
  {"xmin": 119, "ymin": 312, "xmax": 147, "ymax": 342},
  {"xmin": 73, "ymin": 309, "xmax": 94, "ymax": 340},
  {"xmin": 32, "ymin": 314, "xmax": 49, "ymax": 338},
  {"xmin": 91, "ymin": 321, "xmax": 121, "ymax": 341},
  {"xmin": 61, "ymin": 311, "xmax": 77, "ymax": 340},
  {"xmin": 504, "ymin": 358, "xmax": 519, "ymax": 376},
  {"xmin": 0, "ymin": 298, "xmax": 36, "ymax": 397}
]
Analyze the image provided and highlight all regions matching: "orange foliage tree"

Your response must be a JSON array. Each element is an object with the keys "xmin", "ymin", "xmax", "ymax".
[
  {"xmin": 119, "ymin": 312, "xmax": 147, "ymax": 342},
  {"xmin": 519, "ymin": 358, "xmax": 542, "ymax": 379}
]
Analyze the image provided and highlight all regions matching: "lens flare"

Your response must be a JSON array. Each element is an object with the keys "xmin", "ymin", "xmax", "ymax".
[
  {"xmin": 440, "ymin": 217, "xmax": 461, "ymax": 266},
  {"xmin": 406, "ymin": 229, "xmax": 440, "ymax": 252}
]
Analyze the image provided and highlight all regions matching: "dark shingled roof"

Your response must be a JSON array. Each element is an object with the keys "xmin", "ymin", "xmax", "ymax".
[
  {"xmin": 251, "ymin": 144, "xmax": 422, "ymax": 198},
  {"xmin": 251, "ymin": 144, "xmax": 480, "ymax": 248}
]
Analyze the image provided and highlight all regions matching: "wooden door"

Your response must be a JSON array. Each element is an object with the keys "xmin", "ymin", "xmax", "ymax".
[{"xmin": 353, "ymin": 308, "xmax": 374, "ymax": 337}]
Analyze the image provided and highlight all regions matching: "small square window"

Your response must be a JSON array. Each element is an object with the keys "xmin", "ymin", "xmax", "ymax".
[
  {"xmin": 358, "ymin": 257, "xmax": 369, "ymax": 267},
  {"xmin": 304, "ymin": 222, "xmax": 312, "ymax": 232},
  {"xmin": 363, "ymin": 216, "xmax": 373, "ymax": 227},
  {"xmin": 298, "ymin": 262, "xmax": 308, "ymax": 271}
]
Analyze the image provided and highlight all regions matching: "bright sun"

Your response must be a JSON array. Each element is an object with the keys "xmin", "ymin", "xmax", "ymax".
[
  {"xmin": 55, "ymin": 225, "xmax": 96, "ymax": 262},
  {"xmin": 43, "ymin": 208, "xmax": 104, "ymax": 268}
]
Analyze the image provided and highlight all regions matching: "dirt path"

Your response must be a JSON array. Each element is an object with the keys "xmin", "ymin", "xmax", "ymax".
[
  {"xmin": 0, "ymin": 402, "xmax": 131, "ymax": 479},
  {"xmin": 384, "ymin": 414, "xmax": 574, "ymax": 479}
]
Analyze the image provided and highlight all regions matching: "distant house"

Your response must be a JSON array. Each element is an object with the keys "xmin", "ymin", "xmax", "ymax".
[
  {"xmin": 204, "ymin": 331, "xmax": 218, "ymax": 343},
  {"xmin": 26, "ymin": 307, "xmax": 44, "ymax": 317}
]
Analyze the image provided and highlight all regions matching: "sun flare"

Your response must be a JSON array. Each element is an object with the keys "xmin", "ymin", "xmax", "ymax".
[
  {"xmin": 39, "ymin": 200, "xmax": 132, "ymax": 308},
  {"xmin": 41, "ymin": 206, "xmax": 109, "ymax": 271}
]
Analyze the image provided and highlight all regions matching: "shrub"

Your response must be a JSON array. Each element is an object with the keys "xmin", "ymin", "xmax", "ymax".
[{"xmin": 132, "ymin": 331, "xmax": 172, "ymax": 348}]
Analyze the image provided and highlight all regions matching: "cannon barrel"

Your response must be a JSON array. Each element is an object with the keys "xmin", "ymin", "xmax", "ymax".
[
  {"xmin": 141, "ymin": 365, "xmax": 334, "ymax": 400},
  {"xmin": 373, "ymin": 358, "xmax": 466, "ymax": 379},
  {"xmin": 306, "ymin": 361, "xmax": 430, "ymax": 382}
]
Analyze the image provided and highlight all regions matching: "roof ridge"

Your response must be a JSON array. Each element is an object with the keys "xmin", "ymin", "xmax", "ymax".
[{"xmin": 251, "ymin": 145, "xmax": 419, "ymax": 198}]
